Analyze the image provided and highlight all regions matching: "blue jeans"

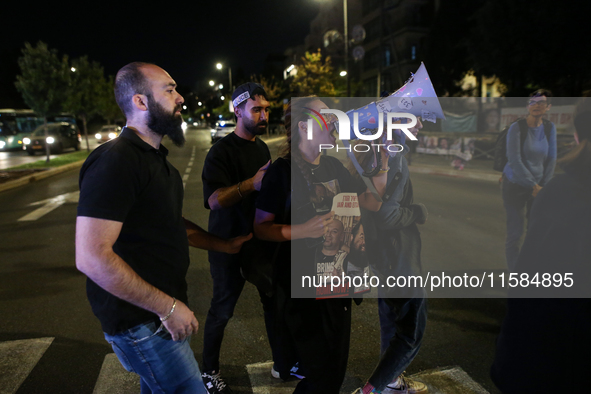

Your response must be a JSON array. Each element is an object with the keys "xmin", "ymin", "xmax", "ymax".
[
  {"xmin": 104, "ymin": 320, "xmax": 207, "ymax": 394},
  {"xmin": 203, "ymin": 260, "xmax": 277, "ymax": 373},
  {"xmin": 502, "ymin": 178, "xmax": 534, "ymax": 272},
  {"xmin": 368, "ymin": 297, "xmax": 427, "ymax": 392}
]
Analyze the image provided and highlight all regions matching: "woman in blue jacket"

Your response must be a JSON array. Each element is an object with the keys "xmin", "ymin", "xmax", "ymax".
[{"xmin": 502, "ymin": 89, "xmax": 556, "ymax": 271}]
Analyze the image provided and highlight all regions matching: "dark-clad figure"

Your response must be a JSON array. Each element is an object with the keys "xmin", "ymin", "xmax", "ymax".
[
  {"xmin": 76, "ymin": 62, "xmax": 250, "ymax": 394},
  {"xmin": 201, "ymin": 83, "xmax": 273, "ymax": 394}
]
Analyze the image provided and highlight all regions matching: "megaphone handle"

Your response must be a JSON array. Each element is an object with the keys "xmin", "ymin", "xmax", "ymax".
[
  {"xmin": 343, "ymin": 140, "xmax": 382, "ymax": 203},
  {"xmin": 362, "ymin": 146, "xmax": 382, "ymax": 178}
]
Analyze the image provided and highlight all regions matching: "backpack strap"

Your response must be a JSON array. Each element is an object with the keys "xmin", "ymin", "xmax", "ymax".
[
  {"xmin": 541, "ymin": 118, "xmax": 552, "ymax": 141},
  {"xmin": 516, "ymin": 118, "xmax": 529, "ymax": 155}
]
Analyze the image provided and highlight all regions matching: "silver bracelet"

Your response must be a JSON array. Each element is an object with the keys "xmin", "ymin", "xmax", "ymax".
[
  {"xmin": 237, "ymin": 182, "xmax": 244, "ymax": 198},
  {"xmin": 160, "ymin": 297, "xmax": 176, "ymax": 322}
]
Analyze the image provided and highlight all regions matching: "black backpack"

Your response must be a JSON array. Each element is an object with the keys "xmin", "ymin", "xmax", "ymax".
[{"xmin": 492, "ymin": 118, "xmax": 552, "ymax": 172}]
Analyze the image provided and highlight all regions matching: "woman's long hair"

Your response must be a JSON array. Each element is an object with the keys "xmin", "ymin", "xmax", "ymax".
[{"xmin": 281, "ymin": 96, "xmax": 321, "ymax": 191}]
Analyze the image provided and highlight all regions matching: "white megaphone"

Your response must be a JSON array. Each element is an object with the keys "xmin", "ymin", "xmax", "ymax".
[
  {"xmin": 341, "ymin": 62, "xmax": 445, "ymax": 141},
  {"xmin": 385, "ymin": 62, "xmax": 446, "ymax": 122}
]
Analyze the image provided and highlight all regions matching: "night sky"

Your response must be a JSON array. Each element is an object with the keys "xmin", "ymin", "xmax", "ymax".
[{"xmin": 2, "ymin": 0, "xmax": 321, "ymax": 101}]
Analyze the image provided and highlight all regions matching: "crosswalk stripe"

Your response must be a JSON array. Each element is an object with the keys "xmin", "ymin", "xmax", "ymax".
[
  {"xmin": 246, "ymin": 361, "xmax": 361, "ymax": 394},
  {"xmin": 93, "ymin": 353, "xmax": 140, "ymax": 394},
  {"xmin": 411, "ymin": 366, "xmax": 490, "ymax": 394},
  {"xmin": 0, "ymin": 337, "xmax": 54, "ymax": 394},
  {"xmin": 246, "ymin": 361, "xmax": 300, "ymax": 394},
  {"xmin": 246, "ymin": 362, "xmax": 489, "ymax": 394}
]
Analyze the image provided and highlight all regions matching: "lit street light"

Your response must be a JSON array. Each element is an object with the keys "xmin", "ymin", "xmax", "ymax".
[
  {"xmin": 209, "ymin": 80, "xmax": 215, "ymax": 87},
  {"xmin": 340, "ymin": 71, "xmax": 347, "ymax": 77},
  {"xmin": 318, "ymin": 0, "xmax": 349, "ymax": 95},
  {"xmin": 214, "ymin": 62, "xmax": 233, "ymax": 92}
]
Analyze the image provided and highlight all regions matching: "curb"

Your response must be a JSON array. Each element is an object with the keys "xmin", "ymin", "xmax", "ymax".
[
  {"xmin": 0, "ymin": 145, "xmax": 500, "ymax": 195},
  {"xmin": 0, "ymin": 160, "xmax": 85, "ymax": 194},
  {"xmin": 409, "ymin": 165, "xmax": 501, "ymax": 182}
]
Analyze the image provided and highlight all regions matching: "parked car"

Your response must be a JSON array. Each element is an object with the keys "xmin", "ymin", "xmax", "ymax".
[
  {"xmin": 211, "ymin": 121, "xmax": 236, "ymax": 143},
  {"xmin": 95, "ymin": 125, "xmax": 122, "ymax": 143},
  {"xmin": 23, "ymin": 122, "xmax": 81, "ymax": 155}
]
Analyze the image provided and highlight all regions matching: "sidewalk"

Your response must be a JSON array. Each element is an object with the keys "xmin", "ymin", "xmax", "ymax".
[{"xmin": 407, "ymin": 153, "xmax": 502, "ymax": 182}]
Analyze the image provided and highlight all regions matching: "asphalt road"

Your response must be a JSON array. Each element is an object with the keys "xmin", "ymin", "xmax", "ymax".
[{"xmin": 0, "ymin": 127, "xmax": 506, "ymax": 393}]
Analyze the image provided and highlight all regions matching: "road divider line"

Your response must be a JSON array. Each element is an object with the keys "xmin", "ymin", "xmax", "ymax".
[
  {"xmin": 0, "ymin": 337, "xmax": 54, "ymax": 394},
  {"xmin": 246, "ymin": 361, "xmax": 360, "ymax": 393},
  {"xmin": 93, "ymin": 353, "xmax": 140, "ymax": 394},
  {"xmin": 410, "ymin": 366, "xmax": 490, "ymax": 393},
  {"xmin": 18, "ymin": 191, "xmax": 79, "ymax": 222}
]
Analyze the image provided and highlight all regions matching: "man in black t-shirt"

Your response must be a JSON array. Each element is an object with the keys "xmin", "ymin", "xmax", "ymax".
[
  {"xmin": 201, "ymin": 83, "xmax": 273, "ymax": 394},
  {"xmin": 76, "ymin": 62, "xmax": 250, "ymax": 394}
]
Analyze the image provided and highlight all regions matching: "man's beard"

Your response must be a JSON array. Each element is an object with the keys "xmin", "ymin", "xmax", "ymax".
[
  {"xmin": 243, "ymin": 116, "xmax": 268, "ymax": 136},
  {"xmin": 147, "ymin": 97, "xmax": 185, "ymax": 147}
]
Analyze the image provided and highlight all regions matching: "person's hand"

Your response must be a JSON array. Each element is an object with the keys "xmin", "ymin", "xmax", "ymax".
[
  {"xmin": 412, "ymin": 203, "xmax": 428, "ymax": 225},
  {"xmin": 224, "ymin": 233, "xmax": 253, "ymax": 254},
  {"xmin": 161, "ymin": 300, "xmax": 199, "ymax": 342},
  {"xmin": 252, "ymin": 160, "xmax": 271, "ymax": 191},
  {"xmin": 532, "ymin": 184, "xmax": 542, "ymax": 198},
  {"xmin": 303, "ymin": 211, "xmax": 334, "ymax": 238}
]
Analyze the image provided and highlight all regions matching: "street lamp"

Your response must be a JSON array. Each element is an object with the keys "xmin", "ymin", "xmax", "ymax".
[
  {"xmin": 317, "ymin": 0, "xmax": 349, "ymax": 95},
  {"xmin": 209, "ymin": 80, "xmax": 215, "ymax": 87},
  {"xmin": 215, "ymin": 63, "xmax": 233, "ymax": 92},
  {"xmin": 343, "ymin": 0, "xmax": 349, "ymax": 96}
]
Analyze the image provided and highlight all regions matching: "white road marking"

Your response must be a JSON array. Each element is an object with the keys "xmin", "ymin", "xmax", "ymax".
[
  {"xmin": 245, "ymin": 362, "xmax": 489, "ymax": 394},
  {"xmin": 246, "ymin": 361, "xmax": 299, "ymax": 394},
  {"xmin": 411, "ymin": 366, "xmax": 490, "ymax": 393},
  {"xmin": 93, "ymin": 353, "xmax": 140, "ymax": 394},
  {"xmin": 0, "ymin": 337, "xmax": 54, "ymax": 394},
  {"xmin": 17, "ymin": 191, "xmax": 79, "ymax": 222}
]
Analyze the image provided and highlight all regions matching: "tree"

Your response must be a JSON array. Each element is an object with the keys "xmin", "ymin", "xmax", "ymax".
[
  {"xmin": 97, "ymin": 75, "xmax": 123, "ymax": 125},
  {"xmin": 423, "ymin": 0, "xmax": 477, "ymax": 96},
  {"xmin": 469, "ymin": 0, "xmax": 591, "ymax": 96},
  {"xmin": 15, "ymin": 41, "xmax": 69, "ymax": 162},
  {"xmin": 64, "ymin": 56, "xmax": 106, "ymax": 151},
  {"xmin": 250, "ymin": 74, "xmax": 282, "ymax": 109},
  {"xmin": 290, "ymin": 50, "xmax": 337, "ymax": 97}
]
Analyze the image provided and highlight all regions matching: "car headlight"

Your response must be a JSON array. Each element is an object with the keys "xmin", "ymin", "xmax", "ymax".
[
  {"xmin": 108, "ymin": 132, "xmax": 116, "ymax": 139},
  {"xmin": 0, "ymin": 141, "xmax": 5, "ymax": 149},
  {"xmin": 23, "ymin": 138, "xmax": 31, "ymax": 145},
  {"xmin": 95, "ymin": 133, "xmax": 102, "ymax": 139},
  {"xmin": 46, "ymin": 137, "xmax": 55, "ymax": 144}
]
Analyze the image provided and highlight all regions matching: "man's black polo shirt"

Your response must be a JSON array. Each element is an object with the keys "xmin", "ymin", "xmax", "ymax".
[{"xmin": 77, "ymin": 127, "xmax": 188, "ymax": 335}]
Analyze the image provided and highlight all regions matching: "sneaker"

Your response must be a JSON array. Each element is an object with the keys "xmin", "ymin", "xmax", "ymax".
[
  {"xmin": 289, "ymin": 362, "xmax": 305, "ymax": 379},
  {"xmin": 271, "ymin": 362, "xmax": 305, "ymax": 380},
  {"xmin": 383, "ymin": 374, "xmax": 428, "ymax": 394},
  {"xmin": 202, "ymin": 370, "xmax": 233, "ymax": 394},
  {"xmin": 271, "ymin": 366, "xmax": 281, "ymax": 379}
]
